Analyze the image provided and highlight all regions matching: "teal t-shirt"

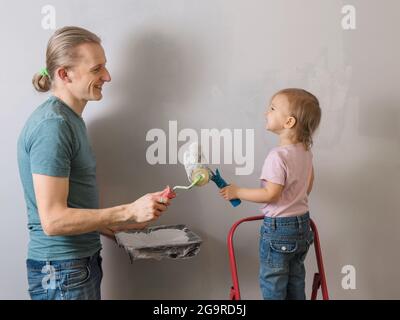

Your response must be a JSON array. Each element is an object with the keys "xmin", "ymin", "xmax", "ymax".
[{"xmin": 17, "ymin": 96, "xmax": 101, "ymax": 261}]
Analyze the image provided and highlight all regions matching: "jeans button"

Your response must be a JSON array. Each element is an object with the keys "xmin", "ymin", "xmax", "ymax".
[{"xmin": 281, "ymin": 246, "xmax": 287, "ymax": 251}]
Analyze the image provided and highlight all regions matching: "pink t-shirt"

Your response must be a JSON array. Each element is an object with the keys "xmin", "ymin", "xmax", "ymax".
[{"xmin": 259, "ymin": 143, "xmax": 313, "ymax": 217}]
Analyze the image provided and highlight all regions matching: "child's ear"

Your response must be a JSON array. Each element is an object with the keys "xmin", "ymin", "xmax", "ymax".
[{"xmin": 285, "ymin": 116, "xmax": 297, "ymax": 129}]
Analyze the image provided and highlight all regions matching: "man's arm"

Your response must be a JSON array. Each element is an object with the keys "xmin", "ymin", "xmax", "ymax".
[
  {"xmin": 33, "ymin": 174, "xmax": 169, "ymax": 236},
  {"xmin": 220, "ymin": 182, "xmax": 283, "ymax": 204}
]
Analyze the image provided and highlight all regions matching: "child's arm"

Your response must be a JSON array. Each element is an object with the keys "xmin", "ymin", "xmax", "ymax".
[
  {"xmin": 307, "ymin": 166, "xmax": 314, "ymax": 195},
  {"xmin": 220, "ymin": 182, "xmax": 283, "ymax": 204}
]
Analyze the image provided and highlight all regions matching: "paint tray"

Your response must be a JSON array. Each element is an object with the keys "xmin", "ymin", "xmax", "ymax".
[{"xmin": 115, "ymin": 224, "xmax": 202, "ymax": 262}]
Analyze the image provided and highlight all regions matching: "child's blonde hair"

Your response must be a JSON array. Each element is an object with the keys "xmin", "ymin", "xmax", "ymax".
[{"xmin": 273, "ymin": 88, "xmax": 321, "ymax": 150}]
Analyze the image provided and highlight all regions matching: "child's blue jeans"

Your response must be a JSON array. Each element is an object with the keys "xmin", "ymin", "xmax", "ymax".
[{"xmin": 259, "ymin": 212, "xmax": 314, "ymax": 300}]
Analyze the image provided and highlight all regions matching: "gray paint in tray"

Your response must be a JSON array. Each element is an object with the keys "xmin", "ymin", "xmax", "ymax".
[{"xmin": 115, "ymin": 225, "xmax": 202, "ymax": 262}]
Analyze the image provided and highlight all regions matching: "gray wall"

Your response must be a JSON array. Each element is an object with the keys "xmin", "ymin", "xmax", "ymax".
[{"xmin": 1, "ymin": 0, "xmax": 399, "ymax": 299}]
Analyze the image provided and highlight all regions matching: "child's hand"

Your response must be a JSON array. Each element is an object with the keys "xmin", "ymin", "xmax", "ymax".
[{"xmin": 220, "ymin": 184, "xmax": 239, "ymax": 200}]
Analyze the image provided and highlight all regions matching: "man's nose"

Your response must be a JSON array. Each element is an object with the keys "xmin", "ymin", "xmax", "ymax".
[{"xmin": 102, "ymin": 68, "xmax": 111, "ymax": 82}]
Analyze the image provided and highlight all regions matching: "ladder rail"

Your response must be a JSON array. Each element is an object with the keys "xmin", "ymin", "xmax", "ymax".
[{"xmin": 227, "ymin": 215, "xmax": 329, "ymax": 300}]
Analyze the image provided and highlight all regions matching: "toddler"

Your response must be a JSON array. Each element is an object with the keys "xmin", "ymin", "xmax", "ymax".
[{"xmin": 220, "ymin": 88, "xmax": 321, "ymax": 300}]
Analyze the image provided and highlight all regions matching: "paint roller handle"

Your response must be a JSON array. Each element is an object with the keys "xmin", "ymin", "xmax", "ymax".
[
  {"xmin": 160, "ymin": 186, "xmax": 176, "ymax": 200},
  {"xmin": 229, "ymin": 198, "xmax": 241, "ymax": 207},
  {"xmin": 210, "ymin": 169, "xmax": 241, "ymax": 207}
]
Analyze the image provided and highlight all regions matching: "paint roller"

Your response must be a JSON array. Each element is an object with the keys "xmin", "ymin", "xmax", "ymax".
[
  {"xmin": 160, "ymin": 143, "xmax": 209, "ymax": 199},
  {"xmin": 161, "ymin": 143, "xmax": 241, "ymax": 207}
]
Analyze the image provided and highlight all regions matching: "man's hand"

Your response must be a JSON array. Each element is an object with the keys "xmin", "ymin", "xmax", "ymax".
[
  {"xmin": 124, "ymin": 190, "xmax": 173, "ymax": 224},
  {"xmin": 220, "ymin": 184, "xmax": 239, "ymax": 200}
]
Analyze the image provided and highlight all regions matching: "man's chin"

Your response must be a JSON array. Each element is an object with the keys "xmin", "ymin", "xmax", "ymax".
[{"xmin": 89, "ymin": 93, "xmax": 103, "ymax": 101}]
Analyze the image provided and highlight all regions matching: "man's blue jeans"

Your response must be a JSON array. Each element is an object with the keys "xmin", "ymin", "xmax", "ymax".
[
  {"xmin": 26, "ymin": 250, "xmax": 103, "ymax": 300},
  {"xmin": 259, "ymin": 212, "xmax": 314, "ymax": 300}
]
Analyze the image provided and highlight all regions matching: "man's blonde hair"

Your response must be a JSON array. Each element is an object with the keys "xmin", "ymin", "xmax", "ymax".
[
  {"xmin": 273, "ymin": 88, "xmax": 321, "ymax": 150},
  {"xmin": 32, "ymin": 26, "xmax": 101, "ymax": 92}
]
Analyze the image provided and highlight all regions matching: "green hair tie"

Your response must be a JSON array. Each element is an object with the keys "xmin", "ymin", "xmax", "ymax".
[{"xmin": 40, "ymin": 68, "xmax": 49, "ymax": 77}]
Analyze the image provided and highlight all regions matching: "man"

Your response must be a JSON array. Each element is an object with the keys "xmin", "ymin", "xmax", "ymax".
[{"xmin": 18, "ymin": 26, "xmax": 173, "ymax": 300}]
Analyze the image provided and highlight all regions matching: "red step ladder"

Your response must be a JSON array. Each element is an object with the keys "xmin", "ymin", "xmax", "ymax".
[{"xmin": 228, "ymin": 215, "xmax": 329, "ymax": 300}]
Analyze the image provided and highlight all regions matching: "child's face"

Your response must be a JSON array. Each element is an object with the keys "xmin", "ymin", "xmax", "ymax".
[{"xmin": 264, "ymin": 94, "xmax": 293, "ymax": 133}]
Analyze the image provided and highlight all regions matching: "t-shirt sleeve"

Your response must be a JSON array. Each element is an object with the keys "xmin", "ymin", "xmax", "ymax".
[
  {"xmin": 27, "ymin": 119, "xmax": 75, "ymax": 177},
  {"xmin": 259, "ymin": 151, "xmax": 286, "ymax": 186}
]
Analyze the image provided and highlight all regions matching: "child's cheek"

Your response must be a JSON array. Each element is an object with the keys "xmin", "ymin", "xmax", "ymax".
[{"xmin": 266, "ymin": 118, "xmax": 272, "ymax": 130}]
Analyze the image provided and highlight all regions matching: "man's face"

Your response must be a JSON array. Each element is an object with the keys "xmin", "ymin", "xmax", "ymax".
[{"xmin": 67, "ymin": 43, "xmax": 111, "ymax": 102}]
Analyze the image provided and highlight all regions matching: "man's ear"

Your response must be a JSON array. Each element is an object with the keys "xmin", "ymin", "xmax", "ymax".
[
  {"xmin": 285, "ymin": 116, "xmax": 297, "ymax": 129},
  {"xmin": 56, "ymin": 68, "xmax": 71, "ymax": 83}
]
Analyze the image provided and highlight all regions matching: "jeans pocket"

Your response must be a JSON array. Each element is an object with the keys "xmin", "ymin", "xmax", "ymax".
[
  {"xmin": 63, "ymin": 265, "xmax": 91, "ymax": 289},
  {"xmin": 27, "ymin": 264, "xmax": 58, "ymax": 296},
  {"xmin": 267, "ymin": 240, "xmax": 298, "ymax": 269}
]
